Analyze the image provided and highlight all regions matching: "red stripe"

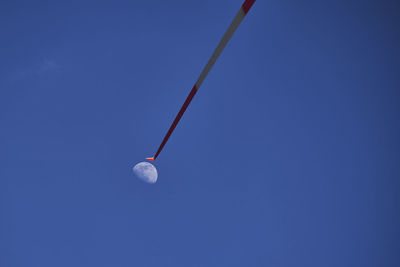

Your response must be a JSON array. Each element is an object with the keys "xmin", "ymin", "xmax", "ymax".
[
  {"xmin": 241, "ymin": 0, "xmax": 255, "ymax": 14},
  {"xmin": 153, "ymin": 85, "xmax": 198, "ymax": 159}
]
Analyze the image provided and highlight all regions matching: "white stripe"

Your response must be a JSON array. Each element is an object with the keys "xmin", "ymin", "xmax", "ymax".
[{"xmin": 195, "ymin": 8, "xmax": 246, "ymax": 89}]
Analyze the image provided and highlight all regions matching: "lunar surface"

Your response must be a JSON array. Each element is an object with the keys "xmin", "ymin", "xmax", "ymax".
[{"xmin": 133, "ymin": 162, "xmax": 158, "ymax": 184}]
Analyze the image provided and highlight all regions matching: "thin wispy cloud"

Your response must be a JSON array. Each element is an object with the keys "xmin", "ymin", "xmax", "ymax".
[
  {"xmin": 9, "ymin": 57, "xmax": 59, "ymax": 81},
  {"xmin": 36, "ymin": 58, "xmax": 57, "ymax": 74}
]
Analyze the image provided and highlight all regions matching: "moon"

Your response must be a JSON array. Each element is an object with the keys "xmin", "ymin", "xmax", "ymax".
[{"xmin": 133, "ymin": 162, "xmax": 158, "ymax": 184}]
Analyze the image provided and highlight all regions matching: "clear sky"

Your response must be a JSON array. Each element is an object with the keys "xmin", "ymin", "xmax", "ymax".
[{"xmin": 1, "ymin": 0, "xmax": 399, "ymax": 266}]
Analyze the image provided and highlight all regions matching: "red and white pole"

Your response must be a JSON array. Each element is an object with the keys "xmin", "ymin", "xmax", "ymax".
[{"xmin": 147, "ymin": 0, "xmax": 256, "ymax": 161}]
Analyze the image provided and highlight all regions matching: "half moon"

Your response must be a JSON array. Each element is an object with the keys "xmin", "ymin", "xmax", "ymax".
[{"xmin": 133, "ymin": 162, "xmax": 158, "ymax": 184}]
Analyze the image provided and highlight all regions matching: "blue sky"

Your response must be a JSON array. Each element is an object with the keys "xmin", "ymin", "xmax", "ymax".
[{"xmin": 1, "ymin": 0, "xmax": 399, "ymax": 266}]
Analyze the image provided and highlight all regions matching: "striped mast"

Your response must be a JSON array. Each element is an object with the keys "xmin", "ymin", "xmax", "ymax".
[{"xmin": 147, "ymin": 0, "xmax": 256, "ymax": 161}]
